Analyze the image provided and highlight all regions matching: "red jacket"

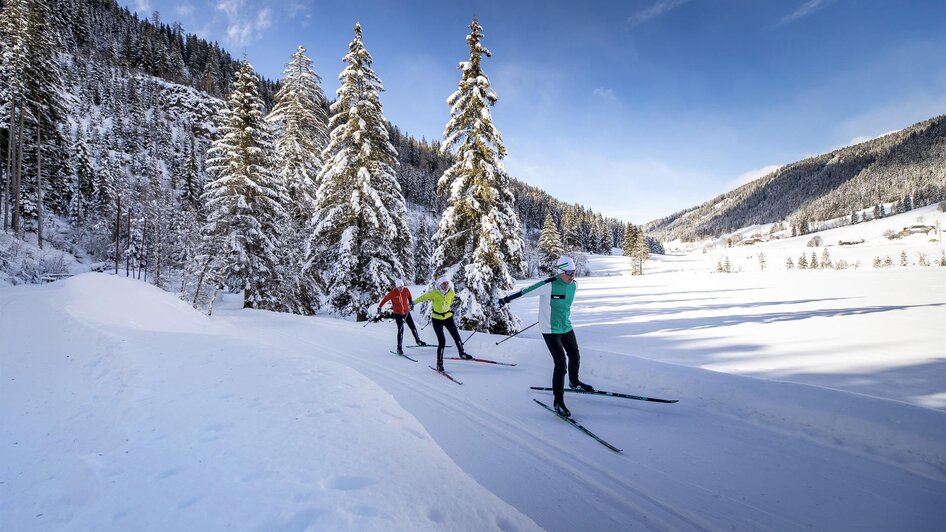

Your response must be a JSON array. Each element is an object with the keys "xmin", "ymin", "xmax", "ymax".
[{"xmin": 378, "ymin": 287, "xmax": 413, "ymax": 315}]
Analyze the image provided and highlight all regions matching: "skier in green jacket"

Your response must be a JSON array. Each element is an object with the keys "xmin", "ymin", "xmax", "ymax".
[
  {"xmin": 498, "ymin": 256, "xmax": 593, "ymax": 417},
  {"xmin": 413, "ymin": 276, "xmax": 472, "ymax": 371}
]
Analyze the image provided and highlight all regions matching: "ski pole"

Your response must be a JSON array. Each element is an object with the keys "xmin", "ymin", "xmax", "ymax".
[
  {"xmin": 462, "ymin": 330, "xmax": 476, "ymax": 346},
  {"xmin": 420, "ymin": 317, "xmax": 431, "ymax": 330},
  {"xmin": 495, "ymin": 322, "xmax": 538, "ymax": 345}
]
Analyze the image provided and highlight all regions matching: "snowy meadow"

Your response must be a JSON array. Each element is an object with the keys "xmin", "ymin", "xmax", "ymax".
[{"xmin": 2, "ymin": 207, "xmax": 945, "ymax": 531}]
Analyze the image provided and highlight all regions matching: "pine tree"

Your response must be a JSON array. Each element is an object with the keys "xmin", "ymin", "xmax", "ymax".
[
  {"xmin": 821, "ymin": 248, "xmax": 833, "ymax": 269},
  {"xmin": 561, "ymin": 206, "xmax": 582, "ymax": 252},
  {"xmin": 785, "ymin": 257, "xmax": 794, "ymax": 270},
  {"xmin": 414, "ymin": 220, "xmax": 434, "ymax": 284},
  {"xmin": 0, "ymin": 0, "xmax": 30, "ymax": 231},
  {"xmin": 537, "ymin": 212, "xmax": 563, "ymax": 275},
  {"xmin": 622, "ymin": 223, "xmax": 635, "ymax": 258},
  {"xmin": 633, "ymin": 226, "xmax": 650, "ymax": 275},
  {"xmin": 305, "ymin": 24, "xmax": 412, "ymax": 321},
  {"xmin": 201, "ymin": 59, "xmax": 288, "ymax": 310},
  {"xmin": 267, "ymin": 45, "xmax": 330, "ymax": 314},
  {"xmin": 433, "ymin": 18, "xmax": 525, "ymax": 334},
  {"xmin": 266, "ymin": 45, "xmax": 329, "ymax": 222}
]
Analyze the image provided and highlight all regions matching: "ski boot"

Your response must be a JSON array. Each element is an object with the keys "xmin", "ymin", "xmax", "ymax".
[
  {"xmin": 415, "ymin": 339, "xmax": 427, "ymax": 347},
  {"xmin": 396, "ymin": 347, "xmax": 404, "ymax": 355},
  {"xmin": 569, "ymin": 381, "xmax": 595, "ymax": 392},
  {"xmin": 553, "ymin": 401, "xmax": 571, "ymax": 417},
  {"xmin": 436, "ymin": 362, "xmax": 445, "ymax": 372},
  {"xmin": 459, "ymin": 351, "xmax": 473, "ymax": 360}
]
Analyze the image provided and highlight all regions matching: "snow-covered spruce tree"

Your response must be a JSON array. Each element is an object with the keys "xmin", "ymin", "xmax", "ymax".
[
  {"xmin": 305, "ymin": 24, "xmax": 412, "ymax": 321},
  {"xmin": 561, "ymin": 206, "xmax": 582, "ymax": 252},
  {"xmin": 537, "ymin": 212, "xmax": 563, "ymax": 275},
  {"xmin": 201, "ymin": 59, "xmax": 288, "ymax": 310},
  {"xmin": 433, "ymin": 18, "xmax": 525, "ymax": 335},
  {"xmin": 597, "ymin": 217, "xmax": 614, "ymax": 254},
  {"xmin": 266, "ymin": 45, "xmax": 329, "ymax": 222},
  {"xmin": 414, "ymin": 220, "xmax": 434, "ymax": 284},
  {"xmin": 633, "ymin": 225, "xmax": 650, "ymax": 275},
  {"xmin": 622, "ymin": 222, "xmax": 635, "ymax": 257},
  {"xmin": 266, "ymin": 45, "xmax": 330, "ymax": 314}
]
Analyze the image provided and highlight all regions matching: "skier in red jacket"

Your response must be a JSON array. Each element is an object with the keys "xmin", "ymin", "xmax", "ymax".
[{"xmin": 377, "ymin": 279, "xmax": 427, "ymax": 354}]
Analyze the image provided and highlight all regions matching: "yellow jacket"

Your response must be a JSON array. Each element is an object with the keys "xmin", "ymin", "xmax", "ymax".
[{"xmin": 413, "ymin": 288, "xmax": 455, "ymax": 320}]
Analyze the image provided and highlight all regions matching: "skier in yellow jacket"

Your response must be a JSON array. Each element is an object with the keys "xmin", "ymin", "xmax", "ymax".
[{"xmin": 413, "ymin": 276, "xmax": 472, "ymax": 371}]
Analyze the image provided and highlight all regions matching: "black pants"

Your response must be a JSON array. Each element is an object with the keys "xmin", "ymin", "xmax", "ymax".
[
  {"xmin": 432, "ymin": 316, "xmax": 464, "ymax": 365},
  {"xmin": 394, "ymin": 313, "xmax": 421, "ymax": 349},
  {"xmin": 543, "ymin": 329, "xmax": 581, "ymax": 404}
]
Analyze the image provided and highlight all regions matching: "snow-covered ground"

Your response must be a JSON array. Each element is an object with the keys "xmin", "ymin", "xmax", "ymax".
[{"xmin": 2, "ymin": 209, "xmax": 945, "ymax": 531}]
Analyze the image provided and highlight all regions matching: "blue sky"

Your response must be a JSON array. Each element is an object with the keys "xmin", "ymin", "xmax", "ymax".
[{"xmin": 121, "ymin": 0, "xmax": 946, "ymax": 223}]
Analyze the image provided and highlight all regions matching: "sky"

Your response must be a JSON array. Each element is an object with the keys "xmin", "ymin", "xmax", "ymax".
[{"xmin": 118, "ymin": 0, "xmax": 946, "ymax": 223}]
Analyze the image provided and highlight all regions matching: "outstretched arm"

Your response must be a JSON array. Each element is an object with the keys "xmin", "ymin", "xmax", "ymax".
[{"xmin": 499, "ymin": 277, "xmax": 555, "ymax": 306}]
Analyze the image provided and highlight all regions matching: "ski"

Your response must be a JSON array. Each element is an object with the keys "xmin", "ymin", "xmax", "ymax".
[
  {"xmin": 445, "ymin": 356, "xmax": 517, "ymax": 366},
  {"xmin": 533, "ymin": 399, "xmax": 622, "ymax": 453},
  {"xmin": 530, "ymin": 386, "xmax": 678, "ymax": 404},
  {"xmin": 406, "ymin": 344, "xmax": 452, "ymax": 349},
  {"xmin": 389, "ymin": 351, "xmax": 418, "ymax": 362},
  {"xmin": 429, "ymin": 365, "xmax": 463, "ymax": 385}
]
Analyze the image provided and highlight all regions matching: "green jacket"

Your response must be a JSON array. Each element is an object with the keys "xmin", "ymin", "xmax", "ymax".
[
  {"xmin": 502, "ymin": 275, "xmax": 576, "ymax": 334},
  {"xmin": 413, "ymin": 288, "xmax": 456, "ymax": 320}
]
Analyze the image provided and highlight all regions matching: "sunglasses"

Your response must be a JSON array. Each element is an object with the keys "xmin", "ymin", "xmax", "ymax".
[{"xmin": 563, "ymin": 270, "xmax": 576, "ymax": 276}]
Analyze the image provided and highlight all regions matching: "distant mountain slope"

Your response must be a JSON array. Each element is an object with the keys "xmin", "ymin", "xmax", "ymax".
[{"xmin": 645, "ymin": 115, "xmax": 946, "ymax": 242}]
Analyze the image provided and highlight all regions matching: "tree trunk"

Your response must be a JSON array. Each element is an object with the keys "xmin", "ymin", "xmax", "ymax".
[
  {"xmin": 3, "ymin": 101, "xmax": 13, "ymax": 230},
  {"xmin": 36, "ymin": 127, "xmax": 43, "ymax": 249},
  {"xmin": 12, "ymin": 109, "xmax": 24, "ymax": 234},
  {"xmin": 126, "ymin": 209, "xmax": 131, "ymax": 276},
  {"xmin": 142, "ymin": 222, "xmax": 148, "ymax": 282},
  {"xmin": 114, "ymin": 195, "xmax": 120, "ymax": 274}
]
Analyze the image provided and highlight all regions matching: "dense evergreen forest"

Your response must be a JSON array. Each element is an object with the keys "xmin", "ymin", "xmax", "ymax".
[{"xmin": 1, "ymin": 0, "xmax": 648, "ymax": 323}]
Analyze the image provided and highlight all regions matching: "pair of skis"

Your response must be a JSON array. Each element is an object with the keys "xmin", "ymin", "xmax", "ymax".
[
  {"xmin": 532, "ymin": 387, "xmax": 678, "ymax": 453},
  {"xmin": 428, "ymin": 354, "xmax": 517, "ymax": 385}
]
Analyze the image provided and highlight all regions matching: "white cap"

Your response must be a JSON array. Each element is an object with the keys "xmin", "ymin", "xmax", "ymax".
[
  {"xmin": 395, "ymin": 278, "xmax": 404, "ymax": 288},
  {"xmin": 436, "ymin": 276, "xmax": 450, "ymax": 288},
  {"xmin": 556, "ymin": 256, "xmax": 576, "ymax": 272}
]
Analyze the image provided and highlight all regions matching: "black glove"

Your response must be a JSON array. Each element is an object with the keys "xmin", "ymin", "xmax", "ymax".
[
  {"xmin": 409, "ymin": 300, "xmax": 415, "ymax": 311},
  {"xmin": 497, "ymin": 297, "xmax": 507, "ymax": 307}
]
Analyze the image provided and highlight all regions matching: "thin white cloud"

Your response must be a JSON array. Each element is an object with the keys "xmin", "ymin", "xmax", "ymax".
[
  {"xmin": 255, "ymin": 8, "xmax": 272, "ymax": 31},
  {"xmin": 134, "ymin": 0, "xmax": 151, "ymax": 15},
  {"xmin": 174, "ymin": 4, "xmax": 195, "ymax": 17},
  {"xmin": 779, "ymin": 0, "xmax": 832, "ymax": 25},
  {"xmin": 593, "ymin": 88, "xmax": 618, "ymax": 101},
  {"xmin": 215, "ymin": 0, "xmax": 244, "ymax": 18},
  {"xmin": 214, "ymin": 0, "xmax": 273, "ymax": 46},
  {"xmin": 630, "ymin": 0, "xmax": 690, "ymax": 27}
]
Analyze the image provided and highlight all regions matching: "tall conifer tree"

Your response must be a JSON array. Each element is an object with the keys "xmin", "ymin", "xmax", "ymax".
[
  {"xmin": 202, "ymin": 60, "xmax": 288, "ymax": 309},
  {"xmin": 433, "ymin": 18, "xmax": 525, "ymax": 334},
  {"xmin": 537, "ymin": 212, "xmax": 563, "ymax": 275},
  {"xmin": 266, "ymin": 45, "xmax": 329, "ymax": 221},
  {"xmin": 305, "ymin": 23, "xmax": 412, "ymax": 321},
  {"xmin": 267, "ymin": 45, "xmax": 330, "ymax": 314}
]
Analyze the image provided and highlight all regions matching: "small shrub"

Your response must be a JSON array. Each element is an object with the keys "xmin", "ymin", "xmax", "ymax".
[{"xmin": 806, "ymin": 236, "xmax": 823, "ymax": 247}]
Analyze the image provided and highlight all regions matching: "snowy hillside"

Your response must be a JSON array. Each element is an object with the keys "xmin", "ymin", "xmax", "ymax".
[
  {"xmin": 665, "ymin": 202, "xmax": 946, "ymax": 275},
  {"xmin": 2, "ymin": 248, "xmax": 945, "ymax": 530}
]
